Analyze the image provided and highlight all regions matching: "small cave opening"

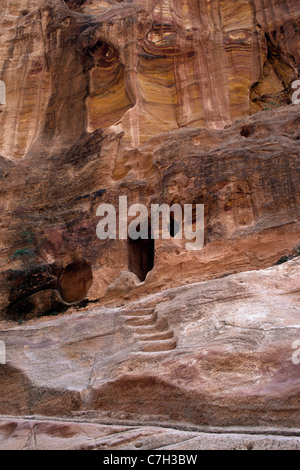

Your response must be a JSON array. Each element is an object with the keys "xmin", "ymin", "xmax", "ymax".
[
  {"xmin": 128, "ymin": 232, "xmax": 155, "ymax": 283},
  {"xmin": 59, "ymin": 260, "xmax": 93, "ymax": 303},
  {"xmin": 241, "ymin": 125, "xmax": 253, "ymax": 138}
]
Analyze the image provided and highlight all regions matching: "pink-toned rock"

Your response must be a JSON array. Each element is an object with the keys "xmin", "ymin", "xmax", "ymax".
[
  {"xmin": 0, "ymin": 0, "xmax": 299, "ymax": 450},
  {"xmin": 0, "ymin": 417, "xmax": 299, "ymax": 450},
  {"xmin": 0, "ymin": 259, "xmax": 299, "ymax": 446}
]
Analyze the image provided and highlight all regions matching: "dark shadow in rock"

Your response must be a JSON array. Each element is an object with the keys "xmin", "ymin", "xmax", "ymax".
[
  {"xmin": 59, "ymin": 259, "xmax": 93, "ymax": 303},
  {"xmin": 128, "ymin": 237, "xmax": 155, "ymax": 283}
]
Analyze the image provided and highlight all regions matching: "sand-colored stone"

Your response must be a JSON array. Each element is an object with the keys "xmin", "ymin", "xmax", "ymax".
[
  {"xmin": 0, "ymin": 1, "xmax": 299, "ymax": 313},
  {"xmin": 0, "ymin": 0, "xmax": 299, "ymax": 450},
  {"xmin": 0, "ymin": 260, "xmax": 299, "ymax": 439},
  {"xmin": 0, "ymin": 417, "xmax": 299, "ymax": 450},
  {"xmin": 1, "ymin": 105, "xmax": 300, "ymax": 314}
]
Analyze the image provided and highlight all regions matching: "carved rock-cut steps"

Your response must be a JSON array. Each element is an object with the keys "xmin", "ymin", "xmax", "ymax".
[
  {"xmin": 124, "ymin": 312, "xmax": 158, "ymax": 327},
  {"xmin": 122, "ymin": 308, "xmax": 177, "ymax": 354},
  {"xmin": 137, "ymin": 338, "xmax": 177, "ymax": 353}
]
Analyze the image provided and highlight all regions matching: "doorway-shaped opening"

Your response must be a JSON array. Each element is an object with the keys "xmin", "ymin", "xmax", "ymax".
[{"xmin": 128, "ymin": 236, "xmax": 155, "ymax": 282}]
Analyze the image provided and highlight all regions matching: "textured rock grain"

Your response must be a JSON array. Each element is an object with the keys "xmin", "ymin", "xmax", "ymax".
[
  {"xmin": 0, "ymin": 0, "xmax": 299, "ymax": 450},
  {"xmin": 0, "ymin": 260, "xmax": 299, "ymax": 436},
  {"xmin": 0, "ymin": 417, "xmax": 299, "ymax": 450},
  {"xmin": 0, "ymin": 1, "xmax": 299, "ymax": 311}
]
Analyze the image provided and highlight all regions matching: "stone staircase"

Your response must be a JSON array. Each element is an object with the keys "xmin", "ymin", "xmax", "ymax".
[{"xmin": 122, "ymin": 307, "xmax": 177, "ymax": 353}]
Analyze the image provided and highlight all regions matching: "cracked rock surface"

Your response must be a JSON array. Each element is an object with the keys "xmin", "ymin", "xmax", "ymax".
[
  {"xmin": 0, "ymin": 0, "xmax": 299, "ymax": 450},
  {"xmin": 0, "ymin": 259, "xmax": 299, "ymax": 449}
]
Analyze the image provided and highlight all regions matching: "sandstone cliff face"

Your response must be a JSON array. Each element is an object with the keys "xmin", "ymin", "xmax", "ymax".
[
  {"xmin": 0, "ymin": 260, "xmax": 300, "ymax": 449},
  {"xmin": 1, "ymin": 0, "xmax": 299, "ymax": 158},
  {"xmin": 0, "ymin": 0, "xmax": 299, "ymax": 449},
  {"xmin": 0, "ymin": 0, "xmax": 299, "ymax": 315}
]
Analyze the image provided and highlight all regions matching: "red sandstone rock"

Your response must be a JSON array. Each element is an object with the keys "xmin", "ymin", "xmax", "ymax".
[
  {"xmin": 0, "ymin": 260, "xmax": 299, "ymax": 441},
  {"xmin": 0, "ymin": 417, "xmax": 299, "ymax": 450},
  {"xmin": 0, "ymin": 0, "xmax": 299, "ymax": 450}
]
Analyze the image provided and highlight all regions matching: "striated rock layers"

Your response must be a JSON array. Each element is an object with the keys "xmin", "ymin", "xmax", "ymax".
[
  {"xmin": 0, "ymin": 260, "xmax": 300, "ymax": 449},
  {"xmin": 0, "ymin": 0, "xmax": 299, "ymax": 449},
  {"xmin": 0, "ymin": 0, "xmax": 299, "ymax": 315}
]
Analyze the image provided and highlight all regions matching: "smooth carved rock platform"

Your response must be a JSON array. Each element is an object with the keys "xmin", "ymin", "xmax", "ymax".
[
  {"xmin": 0, "ymin": 260, "xmax": 300, "ymax": 449},
  {"xmin": 0, "ymin": 0, "xmax": 299, "ymax": 450}
]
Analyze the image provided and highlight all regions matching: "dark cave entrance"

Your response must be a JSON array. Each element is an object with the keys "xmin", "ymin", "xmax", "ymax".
[{"xmin": 128, "ymin": 233, "xmax": 155, "ymax": 282}]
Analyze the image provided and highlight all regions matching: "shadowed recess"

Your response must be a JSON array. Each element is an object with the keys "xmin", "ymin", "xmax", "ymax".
[
  {"xmin": 59, "ymin": 260, "xmax": 93, "ymax": 303},
  {"xmin": 128, "ymin": 235, "xmax": 155, "ymax": 282}
]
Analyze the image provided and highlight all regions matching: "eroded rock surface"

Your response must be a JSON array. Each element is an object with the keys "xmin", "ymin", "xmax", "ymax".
[
  {"xmin": 0, "ymin": 0, "xmax": 299, "ymax": 450},
  {"xmin": 0, "ymin": 417, "xmax": 299, "ymax": 450},
  {"xmin": 0, "ymin": 0, "xmax": 299, "ymax": 316},
  {"xmin": 0, "ymin": 260, "xmax": 299, "ymax": 446}
]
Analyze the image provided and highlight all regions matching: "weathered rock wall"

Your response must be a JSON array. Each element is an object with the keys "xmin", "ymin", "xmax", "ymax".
[
  {"xmin": 0, "ymin": 0, "xmax": 299, "ymax": 316},
  {"xmin": 0, "ymin": 260, "xmax": 299, "ymax": 432},
  {"xmin": 0, "ymin": 1, "xmax": 299, "ymax": 449},
  {"xmin": 1, "ymin": 0, "xmax": 299, "ymax": 157}
]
